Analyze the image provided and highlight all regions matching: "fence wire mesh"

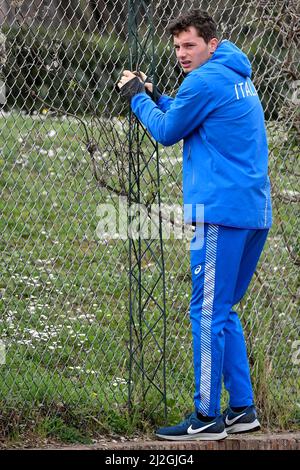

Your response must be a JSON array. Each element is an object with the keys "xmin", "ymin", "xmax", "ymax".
[{"xmin": 0, "ymin": 0, "xmax": 299, "ymax": 439}]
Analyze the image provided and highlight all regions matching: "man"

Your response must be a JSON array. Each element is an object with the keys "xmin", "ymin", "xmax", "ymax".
[{"xmin": 118, "ymin": 10, "xmax": 272, "ymax": 440}]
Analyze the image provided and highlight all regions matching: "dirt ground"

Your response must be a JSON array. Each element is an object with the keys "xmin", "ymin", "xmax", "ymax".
[{"xmin": 1, "ymin": 432, "xmax": 300, "ymax": 450}]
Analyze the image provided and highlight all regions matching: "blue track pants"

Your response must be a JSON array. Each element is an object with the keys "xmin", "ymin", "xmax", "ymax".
[{"xmin": 190, "ymin": 223, "xmax": 269, "ymax": 416}]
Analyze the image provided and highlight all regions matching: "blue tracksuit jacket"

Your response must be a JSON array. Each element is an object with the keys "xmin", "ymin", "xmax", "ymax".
[{"xmin": 131, "ymin": 40, "xmax": 272, "ymax": 229}]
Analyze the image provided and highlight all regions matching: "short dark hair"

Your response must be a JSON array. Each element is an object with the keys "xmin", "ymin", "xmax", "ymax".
[{"xmin": 167, "ymin": 10, "xmax": 217, "ymax": 43}]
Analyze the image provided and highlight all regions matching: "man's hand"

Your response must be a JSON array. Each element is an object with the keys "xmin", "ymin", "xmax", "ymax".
[
  {"xmin": 117, "ymin": 70, "xmax": 137, "ymax": 90},
  {"xmin": 133, "ymin": 71, "xmax": 162, "ymax": 102},
  {"xmin": 117, "ymin": 70, "xmax": 146, "ymax": 100},
  {"xmin": 117, "ymin": 69, "xmax": 161, "ymax": 101},
  {"xmin": 132, "ymin": 71, "xmax": 154, "ymax": 95}
]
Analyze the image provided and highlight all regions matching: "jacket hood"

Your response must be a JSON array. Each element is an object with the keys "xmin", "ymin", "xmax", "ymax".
[{"xmin": 210, "ymin": 40, "xmax": 252, "ymax": 78}]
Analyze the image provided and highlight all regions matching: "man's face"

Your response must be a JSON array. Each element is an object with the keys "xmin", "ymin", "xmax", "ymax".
[{"xmin": 173, "ymin": 26, "xmax": 218, "ymax": 73}]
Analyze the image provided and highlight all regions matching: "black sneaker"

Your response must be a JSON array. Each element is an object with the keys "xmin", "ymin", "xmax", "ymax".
[
  {"xmin": 222, "ymin": 405, "xmax": 261, "ymax": 434},
  {"xmin": 155, "ymin": 412, "xmax": 227, "ymax": 441}
]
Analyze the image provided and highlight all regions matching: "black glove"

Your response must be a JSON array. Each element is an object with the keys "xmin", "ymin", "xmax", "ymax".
[
  {"xmin": 119, "ymin": 76, "xmax": 146, "ymax": 100},
  {"xmin": 134, "ymin": 71, "xmax": 162, "ymax": 102}
]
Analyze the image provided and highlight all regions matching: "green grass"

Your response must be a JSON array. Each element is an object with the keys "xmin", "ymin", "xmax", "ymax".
[{"xmin": 0, "ymin": 111, "xmax": 299, "ymax": 442}]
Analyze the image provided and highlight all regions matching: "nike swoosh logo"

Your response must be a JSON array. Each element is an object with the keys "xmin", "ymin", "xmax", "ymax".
[
  {"xmin": 225, "ymin": 412, "xmax": 246, "ymax": 426},
  {"xmin": 187, "ymin": 421, "xmax": 216, "ymax": 435}
]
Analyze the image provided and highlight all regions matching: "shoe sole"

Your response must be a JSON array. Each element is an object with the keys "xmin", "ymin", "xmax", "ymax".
[
  {"xmin": 155, "ymin": 430, "xmax": 228, "ymax": 441},
  {"xmin": 226, "ymin": 419, "xmax": 261, "ymax": 434}
]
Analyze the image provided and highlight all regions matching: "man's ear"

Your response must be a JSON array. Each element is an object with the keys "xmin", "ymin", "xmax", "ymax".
[{"xmin": 209, "ymin": 38, "xmax": 219, "ymax": 54}]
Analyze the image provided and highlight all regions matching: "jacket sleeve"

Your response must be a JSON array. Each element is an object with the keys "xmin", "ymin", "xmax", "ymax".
[
  {"xmin": 131, "ymin": 73, "xmax": 214, "ymax": 146},
  {"xmin": 157, "ymin": 94, "xmax": 174, "ymax": 112}
]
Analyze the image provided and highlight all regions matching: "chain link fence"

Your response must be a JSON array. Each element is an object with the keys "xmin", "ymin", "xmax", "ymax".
[{"xmin": 0, "ymin": 0, "xmax": 299, "ymax": 440}]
